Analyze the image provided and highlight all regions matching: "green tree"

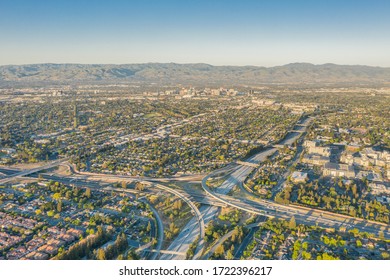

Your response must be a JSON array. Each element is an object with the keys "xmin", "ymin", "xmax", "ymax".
[
  {"xmin": 381, "ymin": 252, "xmax": 390, "ymax": 259},
  {"xmin": 215, "ymin": 244, "xmax": 225, "ymax": 257},
  {"xmin": 97, "ymin": 248, "xmax": 106, "ymax": 260},
  {"xmin": 289, "ymin": 216, "xmax": 296, "ymax": 229},
  {"xmin": 52, "ymin": 192, "xmax": 61, "ymax": 201},
  {"xmin": 146, "ymin": 222, "xmax": 151, "ymax": 233},
  {"xmin": 85, "ymin": 188, "xmax": 91, "ymax": 199},
  {"xmin": 57, "ymin": 200, "xmax": 62, "ymax": 212},
  {"xmin": 226, "ymin": 250, "xmax": 234, "ymax": 260},
  {"xmin": 302, "ymin": 251, "xmax": 311, "ymax": 260}
]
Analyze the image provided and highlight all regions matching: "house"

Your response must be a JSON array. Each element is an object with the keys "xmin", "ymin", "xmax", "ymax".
[
  {"xmin": 26, "ymin": 251, "xmax": 49, "ymax": 260},
  {"xmin": 342, "ymin": 179, "xmax": 354, "ymax": 186},
  {"xmin": 67, "ymin": 228, "xmax": 83, "ymax": 237},
  {"xmin": 47, "ymin": 239, "xmax": 65, "ymax": 247},
  {"xmin": 323, "ymin": 163, "xmax": 355, "ymax": 178},
  {"xmin": 38, "ymin": 244, "xmax": 58, "ymax": 255},
  {"xmin": 291, "ymin": 171, "xmax": 308, "ymax": 183},
  {"xmin": 58, "ymin": 233, "xmax": 75, "ymax": 243},
  {"xmin": 47, "ymin": 226, "xmax": 63, "ymax": 235}
]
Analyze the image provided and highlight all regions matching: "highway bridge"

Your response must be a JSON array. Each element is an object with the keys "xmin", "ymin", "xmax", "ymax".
[
  {"xmin": 236, "ymin": 160, "xmax": 259, "ymax": 168},
  {"xmin": 202, "ymin": 173, "xmax": 390, "ymax": 239},
  {"xmin": 0, "ymin": 158, "xmax": 68, "ymax": 185},
  {"xmin": 2, "ymin": 114, "xmax": 389, "ymax": 259}
]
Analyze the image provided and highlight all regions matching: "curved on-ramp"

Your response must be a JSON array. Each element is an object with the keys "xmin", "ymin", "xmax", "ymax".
[{"xmin": 141, "ymin": 181, "xmax": 206, "ymax": 259}]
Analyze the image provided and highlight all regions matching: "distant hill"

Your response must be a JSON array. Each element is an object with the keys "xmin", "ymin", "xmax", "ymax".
[{"xmin": 1, "ymin": 62, "xmax": 390, "ymax": 86}]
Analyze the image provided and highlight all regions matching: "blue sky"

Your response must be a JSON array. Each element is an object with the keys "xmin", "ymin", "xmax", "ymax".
[{"xmin": 1, "ymin": 0, "xmax": 389, "ymax": 66}]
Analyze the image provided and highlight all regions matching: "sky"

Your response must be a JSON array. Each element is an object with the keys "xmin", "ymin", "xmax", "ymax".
[{"xmin": 0, "ymin": 0, "xmax": 390, "ymax": 67}]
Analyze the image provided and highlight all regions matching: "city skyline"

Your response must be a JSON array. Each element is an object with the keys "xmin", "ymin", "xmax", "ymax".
[{"xmin": 1, "ymin": 0, "xmax": 390, "ymax": 67}]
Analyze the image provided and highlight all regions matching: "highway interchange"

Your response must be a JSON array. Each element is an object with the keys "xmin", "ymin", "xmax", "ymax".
[{"xmin": 1, "ymin": 115, "xmax": 389, "ymax": 259}]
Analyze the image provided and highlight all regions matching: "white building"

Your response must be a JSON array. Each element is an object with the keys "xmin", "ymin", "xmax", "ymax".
[{"xmin": 291, "ymin": 171, "xmax": 308, "ymax": 183}]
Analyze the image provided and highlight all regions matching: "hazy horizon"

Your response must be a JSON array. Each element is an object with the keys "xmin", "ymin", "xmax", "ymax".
[
  {"xmin": 0, "ymin": 61, "xmax": 389, "ymax": 69},
  {"xmin": 1, "ymin": 0, "xmax": 390, "ymax": 67}
]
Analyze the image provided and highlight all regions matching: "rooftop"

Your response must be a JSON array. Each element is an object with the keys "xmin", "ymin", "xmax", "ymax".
[
  {"xmin": 324, "ymin": 162, "xmax": 354, "ymax": 172},
  {"xmin": 291, "ymin": 171, "xmax": 308, "ymax": 180}
]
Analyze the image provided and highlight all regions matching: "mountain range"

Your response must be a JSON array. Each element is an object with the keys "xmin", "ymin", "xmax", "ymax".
[{"xmin": 1, "ymin": 63, "xmax": 390, "ymax": 86}]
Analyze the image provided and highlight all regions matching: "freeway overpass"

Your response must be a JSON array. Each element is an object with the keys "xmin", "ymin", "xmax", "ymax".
[
  {"xmin": 236, "ymin": 160, "xmax": 259, "ymax": 168},
  {"xmin": 26, "ymin": 172, "xmax": 208, "ymax": 260},
  {"xmin": 202, "ymin": 173, "xmax": 390, "ymax": 239},
  {"xmin": 30, "ymin": 173, "xmax": 226, "ymax": 208},
  {"xmin": 0, "ymin": 158, "xmax": 68, "ymax": 185},
  {"xmin": 200, "ymin": 115, "xmax": 390, "ymax": 239}
]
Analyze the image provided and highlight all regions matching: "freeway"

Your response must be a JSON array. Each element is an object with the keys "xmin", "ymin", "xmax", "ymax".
[
  {"xmin": 66, "ymin": 162, "xmax": 204, "ymax": 183},
  {"xmin": 201, "ymin": 115, "xmax": 390, "ymax": 240},
  {"xmin": 2, "ymin": 114, "xmax": 389, "ymax": 259},
  {"xmin": 206, "ymin": 175, "xmax": 390, "ymax": 237},
  {"xmin": 202, "ymin": 170, "xmax": 390, "ymax": 239},
  {"xmin": 61, "ymin": 161, "xmax": 205, "ymax": 183},
  {"xmin": 217, "ymin": 148, "xmax": 276, "ymax": 195},
  {"xmin": 53, "ymin": 166, "xmax": 228, "ymax": 259},
  {"xmin": 159, "ymin": 205, "xmax": 218, "ymax": 260},
  {"xmin": 0, "ymin": 158, "xmax": 68, "ymax": 185},
  {"xmin": 216, "ymin": 117, "xmax": 313, "ymax": 196},
  {"xmin": 0, "ymin": 168, "xmax": 19, "ymax": 176},
  {"xmin": 66, "ymin": 172, "xmax": 221, "ymax": 260},
  {"xmin": 140, "ymin": 249, "xmax": 186, "ymax": 256},
  {"xmin": 156, "ymin": 168, "xmax": 242, "ymax": 261},
  {"xmin": 26, "ymin": 172, "xmax": 208, "ymax": 260},
  {"xmin": 29, "ymin": 172, "xmax": 225, "ymax": 207},
  {"xmin": 141, "ymin": 181, "xmax": 206, "ymax": 260}
]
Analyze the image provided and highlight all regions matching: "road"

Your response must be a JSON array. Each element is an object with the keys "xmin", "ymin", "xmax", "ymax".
[
  {"xmin": 141, "ymin": 181, "xmax": 206, "ymax": 259},
  {"xmin": 215, "ymin": 117, "xmax": 312, "ymax": 196},
  {"xmin": 2, "ymin": 114, "xmax": 390, "ymax": 259},
  {"xmin": 216, "ymin": 148, "xmax": 276, "ymax": 195},
  {"xmin": 202, "ymin": 229, "xmax": 235, "ymax": 260},
  {"xmin": 0, "ymin": 158, "xmax": 68, "ymax": 185},
  {"xmin": 160, "ymin": 118, "xmax": 313, "ymax": 260},
  {"xmin": 216, "ymin": 116, "xmax": 312, "ymax": 196},
  {"xmin": 159, "ymin": 205, "xmax": 218, "ymax": 260},
  {"xmin": 234, "ymin": 227, "xmax": 257, "ymax": 259},
  {"xmin": 141, "ymin": 200, "xmax": 164, "ymax": 260},
  {"xmin": 26, "ymin": 172, "xmax": 208, "ymax": 260},
  {"xmin": 202, "ymin": 169, "xmax": 390, "ymax": 239},
  {"xmin": 201, "ymin": 115, "xmax": 390, "ymax": 240},
  {"xmin": 26, "ymin": 172, "xmax": 225, "ymax": 208}
]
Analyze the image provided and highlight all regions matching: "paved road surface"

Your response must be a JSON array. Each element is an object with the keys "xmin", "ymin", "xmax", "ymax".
[
  {"xmin": 159, "ymin": 205, "xmax": 218, "ymax": 260},
  {"xmin": 0, "ymin": 158, "xmax": 68, "ymax": 184}
]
